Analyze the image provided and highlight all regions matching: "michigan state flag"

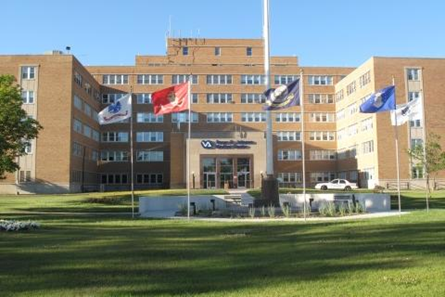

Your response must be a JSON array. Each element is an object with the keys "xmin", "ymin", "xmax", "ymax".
[
  {"xmin": 360, "ymin": 86, "xmax": 396, "ymax": 113},
  {"xmin": 263, "ymin": 79, "xmax": 300, "ymax": 110}
]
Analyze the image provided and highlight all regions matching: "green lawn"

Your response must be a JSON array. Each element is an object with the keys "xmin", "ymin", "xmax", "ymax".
[{"xmin": 1, "ymin": 190, "xmax": 445, "ymax": 296}]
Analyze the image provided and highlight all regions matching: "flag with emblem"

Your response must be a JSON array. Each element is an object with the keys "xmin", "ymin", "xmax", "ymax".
[
  {"xmin": 360, "ymin": 85, "xmax": 396, "ymax": 113},
  {"xmin": 390, "ymin": 96, "xmax": 422, "ymax": 126},
  {"xmin": 98, "ymin": 93, "xmax": 132, "ymax": 125},
  {"xmin": 263, "ymin": 79, "xmax": 300, "ymax": 110},
  {"xmin": 152, "ymin": 82, "xmax": 189, "ymax": 116}
]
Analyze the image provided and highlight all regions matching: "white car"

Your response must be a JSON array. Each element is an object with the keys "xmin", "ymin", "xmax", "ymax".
[{"xmin": 315, "ymin": 179, "xmax": 358, "ymax": 191}]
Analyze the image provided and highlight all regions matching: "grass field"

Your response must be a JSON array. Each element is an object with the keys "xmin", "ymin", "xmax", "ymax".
[{"xmin": 1, "ymin": 190, "xmax": 445, "ymax": 296}]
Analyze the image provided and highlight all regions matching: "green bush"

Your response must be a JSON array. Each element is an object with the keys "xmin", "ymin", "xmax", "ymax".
[
  {"xmin": 281, "ymin": 203, "xmax": 291, "ymax": 218},
  {"xmin": 248, "ymin": 207, "xmax": 255, "ymax": 219},
  {"xmin": 338, "ymin": 203, "xmax": 347, "ymax": 216},
  {"xmin": 85, "ymin": 197, "xmax": 125, "ymax": 205},
  {"xmin": 267, "ymin": 204, "xmax": 276, "ymax": 218}
]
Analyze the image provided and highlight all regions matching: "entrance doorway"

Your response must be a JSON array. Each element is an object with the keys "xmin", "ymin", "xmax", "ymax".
[{"xmin": 201, "ymin": 156, "xmax": 252, "ymax": 189}]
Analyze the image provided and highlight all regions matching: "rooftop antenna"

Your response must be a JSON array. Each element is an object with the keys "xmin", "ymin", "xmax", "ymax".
[{"xmin": 65, "ymin": 46, "xmax": 71, "ymax": 54}]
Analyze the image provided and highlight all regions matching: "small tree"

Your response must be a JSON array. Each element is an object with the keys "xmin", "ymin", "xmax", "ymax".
[
  {"xmin": 408, "ymin": 133, "xmax": 445, "ymax": 210},
  {"xmin": 0, "ymin": 75, "xmax": 42, "ymax": 178}
]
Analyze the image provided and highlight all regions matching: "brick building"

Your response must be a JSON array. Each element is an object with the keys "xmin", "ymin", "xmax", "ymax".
[{"xmin": 0, "ymin": 38, "xmax": 444, "ymax": 194}]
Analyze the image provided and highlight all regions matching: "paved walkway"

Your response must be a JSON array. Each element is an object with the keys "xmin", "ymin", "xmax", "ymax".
[{"xmin": 144, "ymin": 211, "xmax": 409, "ymax": 221}]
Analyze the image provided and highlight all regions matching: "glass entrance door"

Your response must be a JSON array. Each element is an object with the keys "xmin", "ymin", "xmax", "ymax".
[
  {"xmin": 203, "ymin": 173, "xmax": 216, "ymax": 189},
  {"xmin": 219, "ymin": 158, "xmax": 233, "ymax": 189},
  {"xmin": 237, "ymin": 158, "xmax": 251, "ymax": 188}
]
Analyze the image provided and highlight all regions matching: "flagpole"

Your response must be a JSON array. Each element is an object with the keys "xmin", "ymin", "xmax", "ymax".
[
  {"xmin": 300, "ymin": 70, "xmax": 307, "ymax": 221},
  {"xmin": 130, "ymin": 91, "xmax": 135, "ymax": 218},
  {"xmin": 187, "ymin": 77, "xmax": 192, "ymax": 220},
  {"xmin": 392, "ymin": 76, "xmax": 402, "ymax": 214}
]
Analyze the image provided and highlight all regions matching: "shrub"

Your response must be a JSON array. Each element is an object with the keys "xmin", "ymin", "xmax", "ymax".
[
  {"xmin": 177, "ymin": 203, "xmax": 188, "ymax": 216},
  {"xmin": 248, "ymin": 207, "xmax": 255, "ymax": 219},
  {"xmin": 0, "ymin": 220, "xmax": 40, "ymax": 232},
  {"xmin": 85, "ymin": 196, "xmax": 125, "ymax": 205},
  {"xmin": 267, "ymin": 204, "xmax": 276, "ymax": 218},
  {"xmin": 281, "ymin": 203, "xmax": 291, "ymax": 218},
  {"xmin": 319, "ymin": 202, "xmax": 337, "ymax": 217},
  {"xmin": 327, "ymin": 202, "xmax": 337, "ymax": 217},
  {"xmin": 355, "ymin": 202, "xmax": 366, "ymax": 213},
  {"xmin": 260, "ymin": 206, "xmax": 266, "ymax": 217},
  {"xmin": 347, "ymin": 202, "xmax": 355, "ymax": 215},
  {"xmin": 338, "ymin": 203, "xmax": 347, "ymax": 216}
]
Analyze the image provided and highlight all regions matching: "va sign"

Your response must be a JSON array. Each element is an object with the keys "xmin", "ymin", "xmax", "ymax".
[{"xmin": 201, "ymin": 140, "xmax": 256, "ymax": 149}]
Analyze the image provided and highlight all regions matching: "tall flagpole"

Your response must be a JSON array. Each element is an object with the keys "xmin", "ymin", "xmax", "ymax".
[
  {"xmin": 263, "ymin": 0, "xmax": 273, "ymax": 177},
  {"xmin": 130, "ymin": 91, "xmax": 135, "ymax": 218},
  {"xmin": 300, "ymin": 70, "xmax": 307, "ymax": 221},
  {"xmin": 187, "ymin": 77, "xmax": 192, "ymax": 220},
  {"xmin": 392, "ymin": 76, "xmax": 402, "ymax": 214}
]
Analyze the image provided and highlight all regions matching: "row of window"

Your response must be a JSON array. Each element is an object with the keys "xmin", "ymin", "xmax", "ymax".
[
  {"xmin": 337, "ymin": 140, "xmax": 374, "ymax": 159},
  {"xmin": 100, "ymin": 173, "xmax": 163, "ymax": 185},
  {"xmin": 279, "ymin": 172, "xmax": 337, "ymax": 183},
  {"xmin": 72, "ymin": 142, "xmax": 99, "ymax": 161},
  {"xmin": 73, "ymin": 119, "xmax": 100, "ymax": 142},
  {"xmin": 182, "ymin": 46, "xmax": 252, "ymax": 57},
  {"xmin": 337, "ymin": 117, "xmax": 374, "ymax": 141},
  {"xmin": 74, "ymin": 71, "xmax": 100, "ymax": 102},
  {"xmin": 74, "ymin": 95, "xmax": 99, "ymax": 122},
  {"xmin": 101, "ymin": 74, "xmax": 335, "ymax": 86}
]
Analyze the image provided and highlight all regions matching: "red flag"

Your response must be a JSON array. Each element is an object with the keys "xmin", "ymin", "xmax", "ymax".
[{"xmin": 152, "ymin": 82, "xmax": 189, "ymax": 116}]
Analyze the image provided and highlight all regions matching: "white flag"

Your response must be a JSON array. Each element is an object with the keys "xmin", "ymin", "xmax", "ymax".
[
  {"xmin": 390, "ymin": 97, "xmax": 422, "ymax": 126},
  {"xmin": 98, "ymin": 94, "xmax": 132, "ymax": 125}
]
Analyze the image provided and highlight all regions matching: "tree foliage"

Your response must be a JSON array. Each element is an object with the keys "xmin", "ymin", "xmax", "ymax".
[{"xmin": 0, "ymin": 75, "xmax": 42, "ymax": 178}]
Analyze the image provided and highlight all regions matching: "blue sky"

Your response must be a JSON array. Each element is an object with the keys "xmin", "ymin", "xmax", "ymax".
[{"xmin": 2, "ymin": 0, "xmax": 444, "ymax": 67}]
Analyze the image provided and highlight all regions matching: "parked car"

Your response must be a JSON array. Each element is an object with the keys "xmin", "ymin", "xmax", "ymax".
[{"xmin": 315, "ymin": 179, "xmax": 358, "ymax": 191}]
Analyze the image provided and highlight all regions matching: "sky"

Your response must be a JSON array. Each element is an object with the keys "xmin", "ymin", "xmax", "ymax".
[{"xmin": 2, "ymin": 0, "xmax": 445, "ymax": 67}]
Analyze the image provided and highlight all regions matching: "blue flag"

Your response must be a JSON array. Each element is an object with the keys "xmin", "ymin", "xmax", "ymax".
[
  {"xmin": 359, "ymin": 85, "xmax": 396, "ymax": 113},
  {"xmin": 263, "ymin": 79, "xmax": 300, "ymax": 110}
]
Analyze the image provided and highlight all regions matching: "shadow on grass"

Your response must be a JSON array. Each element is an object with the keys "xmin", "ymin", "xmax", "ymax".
[{"xmin": 1, "ymin": 215, "xmax": 445, "ymax": 296}]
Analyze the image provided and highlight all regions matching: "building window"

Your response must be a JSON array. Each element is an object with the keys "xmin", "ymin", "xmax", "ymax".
[
  {"xmin": 407, "ymin": 68, "xmax": 420, "ymax": 81},
  {"xmin": 412, "ymin": 166, "xmax": 424, "ymax": 179},
  {"xmin": 102, "ymin": 93, "xmax": 125, "ymax": 104},
  {"xmin": 308, "ymin": 94, "xmax": 334, "ymax": 104},
  {"xmin": 346, "ymin": 81, "xmax": 356, "ymax": 95},
  {"xmin": 73, "ymin": 95, "xmax": 82, "ymax": 110},
  {"xmin": 21, "ymin": 91, "xmax": 34, "ymax": 104},
  {"xmin": 91, "ymin": 150, "xmax": 99, "ymax": 161},
  {"xmin": 241, "ymin": 93, "xmax": 265, "ymax": 104},
  {"xmin": 191, "ymin": 93, "xmax": 198, "ymax": 104},
  {"xmin": 348, "ymin": 124, "xmax": 358, "ymax": 137},
  {"xmin": 137, "ymin": 113, "xmax": 163, "ymax": 123},
  {"xmin": 137, "ymin": 74, "xmax": 163, "ymax": 85},
  {"xmin": 83, "ymin": 124, "xmax": 92, "ymax": 138},
  {"xmin": 241, "ymin": 75, "xmax": 265, "ymax": 85},
  {"xmin": 349, "ymin": 145, "xmax": 357, "ymax": 158},
  {"xmin": 101, "ymin": 174, "xmax": 129, "ymax": 184},
  {"xmin": 308, "ymin": 75, "xmax": 333, "ymax": 86},
  {"xmin": 136, "ymin": 173, "xmax": 163, "ymax": 185},
  {"xmin": 309, "ymin": 131, "xmax": 335, "ymax": 141},
  {"xmin": 136, "ymin": 93, "xmax": 152, "ymax": 104},
  {"xmin": 84, "ymin": 83, "xmax": 92, "ymax": 95},
  {"xmin": 73, "ymin": 119, "xmax": 82, "ymax": 134},
  {"xmin": 215, "ymin": 47, "xmax": 221, "ymax": 56},
  {"xmin": 362, "ymin": 140, "xmax": 374, "ymax": 154},
  {"xmin": 241, "ymin": 112, "xmax": 266, "ymax": 122},
  {"xmin": 310, "ymin": 150, "xmax": 336, "ymax": 160},
  {"xmin": 172, "ymin": 112, "xmax": 198, "ymax": 123},
  {"xmin": 277, "ymin": 131, "xmax": 301, "ymax": 141},
  {"xmin": 410, "ymin": 119, "xmax": 422, "ymax": 128},
  {"xmin": 335, "ymin": 90, "xmax": 344, "ymax": 102},
  {"xmin": 73, "ymin": 142, "xmax": 83, "ymax": 157},
  {"xmin": 74, "ymin": 72, "xmax": 83, "ymax": 86},
  {"xmin": 206, "ymin": 93, "xmax": 232, "ymax": 104},
  {"xmin": 206, "ymin": 75, "xmax": 232, "ymax": 85},
  {"xmin": 408, "ymin": 91, "xmax": 420, "ymax": 102},
  {"xmin": 102, "ymin": 74, "xmax": 129, "ymax": 85},
  {"xmin": 101, "ymin": 132, "xmax": 129, "ymax": 143},
  {"xmin": 172, "ymin": 74, "xmax": 198, "ymax": 85},
  {"xmin": 359, "ymin": 71, "xmax": 371, "ymax": 88},
  {"xmin": 278, "ymin": 172, "xmax": 301, "ymax": 184},
  {"xmin": 136, "ymin": 132, "xmax": 164, "ymax": 142},
  {"xmin": 310, "ymin": 172, "xmax": 336, "ymax": 183},
  {"xmin": 410, "ymin": 138, "xmax": 423, "ymax": 149},
  {"xmin": 309, "ymin": 113, "xmax": 335, "ymax": 122},
  {"xmin": 347, "ymin": 103, "xmax": 358, "ymax": 115},
  {"xmin": 361, "ymin": 117, "xmax": 373, "ymax": 132},
  {"xmin": 21, "ymin": 66, "xmax": 35, "ymax": 79},
  {"xmin": 136, "ymin": 151, "xmax": 164, "ymax": 162},
  {"xmin": 92, "ymin": 130, "xmax": 100, "ymax": 142},
  {"xmin": 274, "ymin": 75, "xmax": 297, "ymax": 85},
  {"xmin": 278, "ymin": 150, "xmax": 302, "ymax": 161},
  {"xmin": 183, "ymin": 47, "xmax": 188, "ymax": 55},
  {"xmin": 19, "ymin": 170, "xmax": 32, "ymax": 182},
  {"xmin": 246, "ymin": 47, "xmax": 252, "ymax": 56},
  {"xmin": 84, "ymin": 103, "xmax": 92, "ymax": 117},
  {"xmin": 24, "ymin": 142, "xmax": 32, "ymax": 154},
  {"xmin": 100, "ymin": 151, "xmax": 129, "ymax": 162},
  {"xmin": 206, "ymin": 112, "xmax": 233, "ymax": 123},
  {"xmin": 275, "ymin": 113, "xmax": 300, "ymax": 122}
]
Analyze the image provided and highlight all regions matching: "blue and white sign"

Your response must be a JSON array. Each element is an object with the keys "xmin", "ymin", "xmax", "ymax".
[{"xmin": 201, "ymin": 140, "xmax": 256, "ymax": 150}]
